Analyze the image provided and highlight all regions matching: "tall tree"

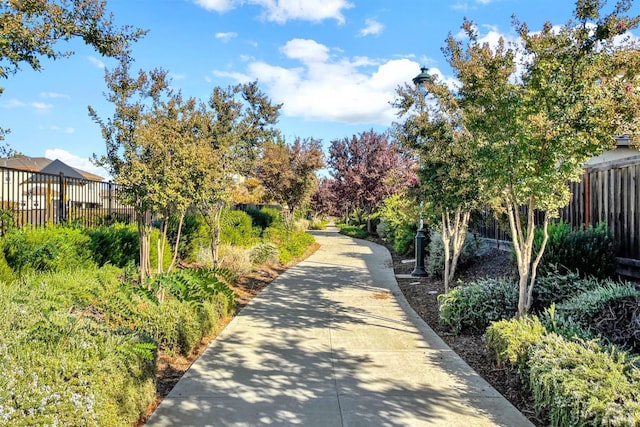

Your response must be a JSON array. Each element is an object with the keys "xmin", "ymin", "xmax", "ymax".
[
  {"xmin": 89, "ymin": 59, "xmax": 190, "ymax": 280},
  {"xmin": 328, "ymin": 130, "xmax": 415, "ymax": 231},
  {"xmin": 1, "ymin": 0, "xmax": 146, "ymax": 139},
  {"xmin": 195, "ymin": 82, "xmax": 281, "ymax": 266},
  {"xmin": 394, "ymin": 75, "xmax": 480, "ymax": 293},
  {"xmin": 310, "ymin": 177, "xmax": 340, "ymax": 218},
  {"xmin": 444, "ymin": 1, "xmax": 640, "ymax": 315},
  {"xmin": 257, "ymin": 136, "xmax": 324, "ymax": 221}
]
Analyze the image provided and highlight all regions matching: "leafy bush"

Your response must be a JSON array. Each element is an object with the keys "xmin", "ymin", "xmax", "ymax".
[
  {"xmin": 221, "ymin": 209, "xmax": 257, "ymax": 247},
  {"xmin": 0, "ymin": 269, "xmax": 156, "ymax": 426},
  {"xmin": 278, "ymin": 230, "xmax": 315, "ymax": 264},
  {"xmin": 427, "ymin": 230, "xmax": 477, "ymax": 278},
  {"xmin": 0, "ymin": 250, "xmax": 15, "ymax": 284},
  {"xmin": 308, "ymin": 219, "xmax": 328, "ymax": 230},
  {"xmin": 532, "ymin": 266, "xmax": 604, "ymax": 311},
  {"xmin": 534, "ymin": 221, "xmax": 617, "ymax": 279},
  {"xmin": 376, "ymin": 194, "xmax": 419, "ymax": 255},
  {"xmin": 556, "ymin": 282, "xmax": 640, "ymax": 350},
  {"xmin": 529, "ymin": 335, "xmax": 640, "ymax": 426},
  {"xmin": 86, "ymin": 222, "xmax": 138, "ymax": 267},
  {"xmin": 393, "ymin": 224, "xmax": 418, "ymax": 256},
  {"xmin": 244, "ymin": 206, "xmax": 284, "ymax": 231},
  {"xmin": 249, "ymin": 243, "xmax": 279, "ymax": 265},
  {"xmin": 1, "ymin": 226, "xmax": 95, "ymax": 273},
  {"xmin": 338, "ymin": 224, "xmax": 369, "ymax": 239},
  {"xmin": 485, "ymin": 315, "xmax": 546, "ymax": 372},
  {"xmin": 438, "ymin": 278, "xmax": 518, "ymax": 334},
  {"xmin": 556, "ymin": 282, "xmax": 640, "ymax": 325},
  {"xmin": 167, "ymin": 213, "xmax": 210, "ymax": 261},
  {"xmin": 539, "ymin": 304, "xmax": 595, "ymax": 342}
]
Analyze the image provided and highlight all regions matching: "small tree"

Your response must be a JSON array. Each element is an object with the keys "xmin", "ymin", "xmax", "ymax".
[
  {"xmin": 257, "ymin": 136, "xmax": 324, "ymax": 222},
  {"xmin": 89, "ymin": 60, "xmax": 187, "ymax": 280},
  {"xmin": 328, "ymin": 130, "xmax": 415, "ymax": 231},
  {"xmin": 394, "ymin": 76, "xmax": 479, "ymax": 292},
  {"xmin": 195, "ymin": 82, "xmax": 281, "ymax": 266},
  {"xmin": 444, "ymin": 2, "xmax": 640, "ymax": 315}
]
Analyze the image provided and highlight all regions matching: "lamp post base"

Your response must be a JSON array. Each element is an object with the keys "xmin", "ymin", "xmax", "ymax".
[{"xmin": 411, "ymin": 228, "xmax": 428, "ymax": 277}]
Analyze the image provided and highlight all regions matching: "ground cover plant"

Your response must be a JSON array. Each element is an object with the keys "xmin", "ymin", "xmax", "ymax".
[{"xmin": 0, "ymin": 214, "xmax": 317, "ymax": 425}]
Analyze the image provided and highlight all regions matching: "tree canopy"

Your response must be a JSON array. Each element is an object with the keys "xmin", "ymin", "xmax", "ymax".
[
  {"xmin": 443, "ymin": 0, "xmax": 640, "ymax": 314},
  {"xmin": 257, "ymin": 136, "xmax": 324, "ymax": 219},
  {"xmin": 328, "ymin": 129, "xmax": 416, "ymax": 226}
]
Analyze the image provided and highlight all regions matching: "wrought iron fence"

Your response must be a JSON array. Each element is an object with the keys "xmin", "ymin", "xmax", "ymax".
[{"xmin": 0, "ymin": 166, "xmax": 136, "ymax": 232}]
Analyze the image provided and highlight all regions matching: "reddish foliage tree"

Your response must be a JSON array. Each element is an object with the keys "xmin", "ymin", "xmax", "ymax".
[{"xmin": 328, "ymin": 130, "xmax": 416, "ymax": 228}]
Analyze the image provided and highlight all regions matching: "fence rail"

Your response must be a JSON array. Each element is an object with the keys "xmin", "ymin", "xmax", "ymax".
[
  {"xmin": 0, "ymin": 166, "xmax": 136, "ymax": 230},
  {"xmin": 476, "ymin": 156, "xmax": 640, "ymax": 261}
]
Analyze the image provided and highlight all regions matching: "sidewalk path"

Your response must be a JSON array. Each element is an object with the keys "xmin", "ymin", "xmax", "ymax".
[{"xmin": 146, "ymin": 226, "xmax": 533, "ymax": 426}]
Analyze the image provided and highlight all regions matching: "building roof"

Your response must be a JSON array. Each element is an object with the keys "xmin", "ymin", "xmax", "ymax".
[{"xmin": 0, "ymin": 156, "xmax": 104, "ymax": 181}]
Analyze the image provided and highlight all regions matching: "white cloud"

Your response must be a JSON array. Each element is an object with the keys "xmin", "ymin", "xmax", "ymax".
[
  {"xmin": 215, "ymin": 31, "xmax": 238, "ymax": 42},
  {"xmin": 44, "ymin": 148, "xmax": 108, "ymax": 179},
  {"xmin": 31, "ymin": 102, "xmax": 53, "ymax": 111},
  {"xmin": 39, "ymin": 92, "xmax": 70, "ymax": 99},
  {"xmin": 0, "ymin": 99, "xmax": 52, "ymax": 111},
  {"xmin": 280, "ymin": 39, "xmax": 330, "ymax": 63},
  {"xmin": 193, "ymin": 0, "xmax": 353, "ymax": 24},
  {"xmin": 193, "ymin": 0, "xmax": 236, "ymax": 12},
  {"xmin": 359, "ymin": 18, "xmax": 384, "ymax": 37},
  {"xmin": 217, "ymin": 39, "xmax": 425, "ymax": 125},
  {"xmin": 87, "ymin": 56, "xmax": 105, "ymax": 69}
]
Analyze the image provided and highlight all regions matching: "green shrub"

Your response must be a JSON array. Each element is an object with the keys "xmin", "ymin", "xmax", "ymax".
[
  {"xmin": 555, "ymin": 282, "xmax": 640, "ymax": 350},
  {"xmin": 245, "ymin": 206, "xmax": 284, "ymax": 232},
  {"xmin": 0, "ymin": 273, "xmax": 156, "ymax": 426},
  {"xmin": 427, "ymin": 230, "xmax": 477, "ymax": 279},
  {"xmin": 556, "ymin": 282, "xmax": 640, "ymax": 325},
  {"xmin": 485, "ymin": 315, "xmax": 547, "ymax": 373},
  {"xmin": 277, "ymin": 230, "xmax": 315, "ymax": 264},
  {"xmin": 438, "ymin": 278, "xmax": 518, "ymax": 334},
  {"xmin": 0, "ymin": 249, "xmax": 15, "ymax": 284},
  {"xmin": 532, "ymin": 266, "xmax": 604, "ymax": 311},
  {"xmin": 86, "ymin": 222, "xmax": 138, "ymax": 267},
  {"xmin": 1, "ymin": 226, "xmax": 95, "ymax": 273},
  {"xmin": 338, "ymin": 224, "xmax": 369, "ymax": 239},
  {"xmin": 142, "ymin": 268, "xmax": 235, "ymax": 355},
  {"xmin": 393, "ymin": 224, "xmax": 418, "ymax": 256},
  {"xmin": 249, "ymin": 243, "xmax": 279, "ymax": 265},
  {"xmin": 534, "ymin": 221, "xmax": 617, "ymax": 279},
  {"xmin": 529, "ymin": 335, "xmax": 640, "ymax": 426},
  {"xmin": 221, "ymin": 209, "xmax": 258, "ymax": 246},
  {"xmin": 376, "ymin": 194, "xmax": 420, "ymax": 255},
  {"xmin": 167, "ymin": 213, "xmax": 210, "ymax": 261},
  {"xmin": 308, "ymin": 219, "xmax": 329, "ymax": 230},
  {"xmin": 539, "ymin": 304, "xmax": 595, "ymax": 342}
]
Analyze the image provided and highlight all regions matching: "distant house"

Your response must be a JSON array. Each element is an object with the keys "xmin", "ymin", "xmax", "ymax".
[
  {"xmin": 584, "ymin": 135, "xmax": 640, "ymax": 168},
  {"xmin": 0, "ymin": 156, "xmax": 104, "ymax": 181},
  {"xmin": 0, "ymin": 156, "xmax": 110, "ymax": 220}
]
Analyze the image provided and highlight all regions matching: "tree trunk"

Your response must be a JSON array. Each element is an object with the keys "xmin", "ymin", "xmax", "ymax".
[
  {"xmin": 168, "ymin": 209, "xmax": 185, "ymax": 272},
  {"xmin": 204, "ymin": 201, "xmax": 224, "ymax": 268},
  {"xmin": 137, "ymin": 210, "xmax": 152, "ymax": 283},
  {"xmin": 507, "ymin": 198, "xmax": 550, "ymax": 316},
  {"xmin": 441, "ymin": 207, "xmax": 471, "ymax": 294}
]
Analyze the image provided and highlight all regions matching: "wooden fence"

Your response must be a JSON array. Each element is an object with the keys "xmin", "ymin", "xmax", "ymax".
[
  {"xmin": 0, "ymin": 166, "xmax": 136, "ymax": 231},
  {"xmin": 476, "ymin": 155, "xmax": 640, "ymax": 264}
]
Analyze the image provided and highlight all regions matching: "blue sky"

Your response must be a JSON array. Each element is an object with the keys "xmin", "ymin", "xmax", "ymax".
[{"xmin": 1, "ymin": 0, "xmax": 638, "ymax": 177}]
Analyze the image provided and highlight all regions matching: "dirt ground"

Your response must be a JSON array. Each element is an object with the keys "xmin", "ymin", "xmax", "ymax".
[{"xmin": 142, "ymin": 239, "xmax": 545, "ymax": 426}]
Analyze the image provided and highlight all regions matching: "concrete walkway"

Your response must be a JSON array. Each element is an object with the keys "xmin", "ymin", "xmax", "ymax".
[{"xmin": 145, "ymin": 227, "xmax": 533, "ymax": 427}]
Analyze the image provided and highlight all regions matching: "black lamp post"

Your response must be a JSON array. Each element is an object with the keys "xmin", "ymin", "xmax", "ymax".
[{"xmin": 410, "ymin": 66, "xmax": 432, "ymax": 277}]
